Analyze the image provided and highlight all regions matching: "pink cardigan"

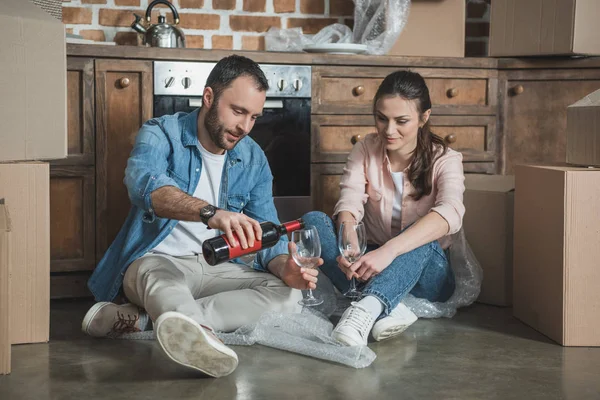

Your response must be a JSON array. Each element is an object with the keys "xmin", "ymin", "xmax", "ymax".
[{"xmin": 333, "ymin": 133, "xmax": 466, "ymax": 249}]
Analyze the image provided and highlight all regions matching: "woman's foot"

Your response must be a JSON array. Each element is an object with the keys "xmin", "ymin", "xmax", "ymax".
[
  {"xmin": 371, "ymin": 302, "xmax": 418, "ymax": 341},
  {"xmin": 331, "ymin": 302, "xmax": 375, "ymax": 346}
]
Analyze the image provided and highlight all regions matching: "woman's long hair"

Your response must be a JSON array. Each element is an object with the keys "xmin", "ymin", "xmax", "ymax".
[{"xmin": 373, "ymin": 70, "xmax": 448, "ymax": 200}]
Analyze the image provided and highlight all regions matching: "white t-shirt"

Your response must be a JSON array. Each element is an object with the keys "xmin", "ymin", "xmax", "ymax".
[
  {"xmin": 151, "ymin": 143, "xmax": 226, "ymax": 256},
  {"xmin": 391, "ymin": 171, "xmax": 404, "ymax": 236}
]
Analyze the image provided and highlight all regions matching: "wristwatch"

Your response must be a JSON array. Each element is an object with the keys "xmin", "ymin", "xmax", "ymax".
[{"xmin": 199, "ymin": 204, "xmax": 219, "ymax": 227}]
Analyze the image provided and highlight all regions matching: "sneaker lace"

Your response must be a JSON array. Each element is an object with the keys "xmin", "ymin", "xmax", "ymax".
[
  {"xmin": 107, "ymin": 311, "xmax": 141, "ymax": 338},
  {"xmin": 339, "ymin": 305, "xmax": 374, "ymax": 337}
]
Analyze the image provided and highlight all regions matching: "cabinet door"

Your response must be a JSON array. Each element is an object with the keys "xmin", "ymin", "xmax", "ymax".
[
  {"xmin": 50, "ymin": 58, "xmax": 96, "ymax": 276},
  {"xmin": 502, "ymin": 71, "xmax": 600, "ymax": 173},
  {"xmin": 95, "ymin": 60, "xmax": 153, "ymax": 259},
  {"xmin": 312, "ymin": 114, "xmax": 496, "ymax": 173}
]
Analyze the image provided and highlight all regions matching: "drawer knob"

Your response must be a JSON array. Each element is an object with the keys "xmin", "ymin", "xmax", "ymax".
[
  {"xmin": 352, "ymin": 85, "xmax": 365, "ymax": 96},
  {"xmin": 446, "ymin": 88, "xmax": 459, "ymax": 98},
  {"xmin": 351, "ymin": 134, "xmax": 363, "ymax": 144},
  {"xmin": 445, "ymin": 134, "xmax": 457, "ymax": 144},
  {"xmin": 119, "ymin": 77, "xmax": 131, "ymax": 88},
  {"xmin": 510, "ymin": 85, "xmax": 524, "ymax": 96}
]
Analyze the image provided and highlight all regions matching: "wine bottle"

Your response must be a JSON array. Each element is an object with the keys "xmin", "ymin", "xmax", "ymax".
[{"xmin": 202, "ymin": 219, "xmax": 305, "ymax": 266}]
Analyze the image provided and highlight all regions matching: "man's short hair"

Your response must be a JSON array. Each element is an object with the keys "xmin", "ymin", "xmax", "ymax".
[{"xmin": 205, "ymin": 55, "xmax": 269, "ymax": 102}]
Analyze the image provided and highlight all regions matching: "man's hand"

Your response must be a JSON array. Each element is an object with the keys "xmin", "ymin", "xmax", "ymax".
[
  {"xmin": 269, "ymin": 243, "xmax": 322, "ymax": 290},
  {"xmin": 208, "ymin": 210, "xmax": 262, "ymax": 249}
]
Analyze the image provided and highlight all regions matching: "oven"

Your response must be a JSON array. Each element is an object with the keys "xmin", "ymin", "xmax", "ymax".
[{"xmin": 153, "ymin": 61, "xmax": 312, "ymax": 222}]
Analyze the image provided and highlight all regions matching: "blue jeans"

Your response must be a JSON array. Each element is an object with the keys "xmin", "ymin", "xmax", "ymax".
[{"xmin": 302, "ymin": 211, "xmax": 455, "ymax": 316}]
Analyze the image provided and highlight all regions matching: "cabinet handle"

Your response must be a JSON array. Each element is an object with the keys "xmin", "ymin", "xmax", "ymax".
[
  {"xmin": 352, "ymin": 85, "xmax": 365, "ymax": 96},
  {"xmin": 446, "ymin": 87, "xmax": 459, "ymax": 98},
  {"xmin": 119, "ymin": 77, "xmax": 131, "ymax": 88},
  {"xmin": 351, "ymin": 134, "xmax": 363, "ymax": 144},
  {"xmin": 510, "ymin": 85, "xmax": 524, "ymax": 96},
  {"xmin": 445, "ymin": 134, "xmax": 457, "ymax": 144}
]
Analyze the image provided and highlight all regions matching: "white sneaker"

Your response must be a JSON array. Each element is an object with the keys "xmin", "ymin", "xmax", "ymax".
[
  {"xmin": 81, "ymin": 302, "xmax": 145, "ymax": 338},
  {"xmin": 372, "ymin": 302, "xmax": 418, "ymax": 341},
  {"xmin": 155, "ymin": 312, "xmax": 239, "ymax": 378},
  {"xmin": 331, "ymin": 302, "xmax": 375, "ymax": 346}
]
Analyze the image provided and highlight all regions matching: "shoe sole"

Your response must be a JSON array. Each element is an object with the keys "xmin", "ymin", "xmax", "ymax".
[
  {"xmin": 372, "ymin": 324, "xmax": 411, "ymax": 341},
  {"xmin": 331, "ymin": 330, "xmax": 366, "ymax": 347},
  {"xmin": 81, "ymin": 301, "xmax": 111, "ymax": 336},
  {"xmin": 156, "ymin": 312, "xmax": 238, "ymax": 378}
]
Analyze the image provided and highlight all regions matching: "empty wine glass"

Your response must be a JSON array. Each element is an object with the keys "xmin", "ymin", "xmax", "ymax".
[
  {"xmin": 338, "ymin": 221, "xmax": 367, "ymax": 300},
  {"xmin": 291, "ymin": 226, "xmax": 323, "ymax": 307}
]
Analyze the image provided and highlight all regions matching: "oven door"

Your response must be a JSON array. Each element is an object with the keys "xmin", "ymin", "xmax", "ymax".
[{"xmin": 154, "ymin": 96, "xmax": 312, "ymax": 222}]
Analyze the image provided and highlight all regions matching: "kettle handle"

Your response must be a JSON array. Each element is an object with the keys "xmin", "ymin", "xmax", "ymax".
[{"xmin": 145, "ymin": 0, "xmax": 180, "ymax": 24}]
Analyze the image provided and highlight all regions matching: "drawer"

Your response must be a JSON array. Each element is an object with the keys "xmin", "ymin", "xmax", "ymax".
[
  {"xmin": 312, "ymin": 114, "xmax": 498, "ymax": 169},
  {"xmin": 312, "ymin": 66, "xmax": 497, "ymax": 116}
]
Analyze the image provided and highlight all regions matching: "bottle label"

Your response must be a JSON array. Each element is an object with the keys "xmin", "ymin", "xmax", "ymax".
[{"xmin": 225, "ymin": 236, "xmax": 263, "ymax": 259}]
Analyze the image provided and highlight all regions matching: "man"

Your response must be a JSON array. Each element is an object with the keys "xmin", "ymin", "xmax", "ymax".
[{"xmin": 82, "ymin": 55, "xmax": 320, "ymax": 378}]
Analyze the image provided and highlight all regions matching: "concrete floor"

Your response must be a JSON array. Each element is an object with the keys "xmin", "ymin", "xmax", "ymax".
[{"xmin": 1, "ymin": 301, "xmax": 600, "ymax": 400}]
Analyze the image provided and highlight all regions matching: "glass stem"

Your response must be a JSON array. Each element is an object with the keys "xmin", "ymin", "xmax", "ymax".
[
  {"xmin": 349, "ymin": 277, "xmax": 357, "ymax": 291},
  {"xmin": 306, "ymin": 289, "xmax": 315, "ymax": 299}
]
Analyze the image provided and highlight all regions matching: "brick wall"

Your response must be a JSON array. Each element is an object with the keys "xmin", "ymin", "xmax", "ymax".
[
  {"xmin": 63, "ymin": 0, "xmax": 491, "ymax": 55},
  {"xmin": 62, "ymin": 0, "xmax": 355, "ymax": 50}
]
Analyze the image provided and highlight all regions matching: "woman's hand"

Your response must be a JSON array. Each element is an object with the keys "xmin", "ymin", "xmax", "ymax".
[{"xmin": 350, "ymin": 246, "xmax": 396, "ymax": 282}]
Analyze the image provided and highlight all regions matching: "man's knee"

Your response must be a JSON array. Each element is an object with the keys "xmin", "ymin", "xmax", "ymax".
[{"xmin": 268, "ymin": 287, "xmax": 303, "ymax": 314}]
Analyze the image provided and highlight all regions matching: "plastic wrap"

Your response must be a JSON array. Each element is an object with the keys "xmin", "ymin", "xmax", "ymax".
[{"xmin": 265, "ymin": 0, "xmax": 410, "ymax": 55}]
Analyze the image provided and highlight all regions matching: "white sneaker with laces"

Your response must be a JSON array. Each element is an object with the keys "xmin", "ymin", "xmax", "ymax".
[
  {"xmin": 331, "ymin": 302, "xmax": 375, "ymax": 346},
  {"xmin": 372, "ymin": 302, "xmax": 418, "ymax": 341},
  {"xmin": 155, "ymin": 311, "xmax": 239, "ymax": 378}
]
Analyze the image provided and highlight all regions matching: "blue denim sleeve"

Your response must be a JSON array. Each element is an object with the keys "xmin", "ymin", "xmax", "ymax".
[
  {"xmin": 242, "ymin": 159, "xmax": 288, "ymax": 272},
  {"xmin": 124, "ymin": 120, "xmax": 179, "ymax": 223}
]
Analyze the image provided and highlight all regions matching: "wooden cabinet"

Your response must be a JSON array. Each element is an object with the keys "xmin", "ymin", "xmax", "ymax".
[
  {"xmin": 500, "ymin": 69, "xmax": 600, "ymax": 174},
  {"xmin": 49, "ymin": 58, "xmax": 152, "ymax": 298},
  {"xmin": 50, "ymin": 57, "xmax": 96, "ymax": 298},
  {"xmin": 95, "ymin": 60, "xmax": 153, "ymax": 258}
]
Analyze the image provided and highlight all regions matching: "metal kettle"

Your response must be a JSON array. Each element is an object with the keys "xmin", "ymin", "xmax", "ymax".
[{"xmin": 131, "ymin": 0, "xmax": 186, "ymax": 48}]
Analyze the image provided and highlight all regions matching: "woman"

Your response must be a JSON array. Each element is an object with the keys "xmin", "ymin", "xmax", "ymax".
[{"xmin": 303, "ymin": 70, "xmax": 465, "ymax": 346}]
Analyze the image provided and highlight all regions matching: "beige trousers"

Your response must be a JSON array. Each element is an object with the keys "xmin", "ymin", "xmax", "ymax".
[{"xmin": 123, "ymin": 253, "xmax": 302, "ymax": 332}]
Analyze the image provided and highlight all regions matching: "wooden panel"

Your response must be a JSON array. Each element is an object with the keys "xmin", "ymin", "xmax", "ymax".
[
  {"xmin": 503, "ymin": 78, "xmax": 600, "ymax": 173},
  {"xmin": 312, "ymin": 114, "xmax": 497, "ymax": 165},
  {"xmin": 311, "ymin": 164, "xmax": 344, "ymax": 217},
  {"xmin": 53, "ymin": 58, "xmax": 94, "ymax": 166},
  {"xmin": 312, "ymin": 66, "xmax": 498, "ymax": 115},
  {"xmin": 51, "ymin": 273, "xmax": 92, "ymax": 299},
  {"xmin": 95, "ymin": 60, "xmax": 153, "ymax": 259},
  {"xmin": 50, "ymin": 167, "xmax": 95, "ymax": 272}
]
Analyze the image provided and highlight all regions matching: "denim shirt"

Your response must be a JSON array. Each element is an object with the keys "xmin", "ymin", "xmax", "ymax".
[{"xmin": 88, "ymin": 109, "xmax": 287, "ymax": 301}]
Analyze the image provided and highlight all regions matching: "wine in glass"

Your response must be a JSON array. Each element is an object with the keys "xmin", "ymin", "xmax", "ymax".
[
  {"xmin": 291, "ymin": 226, "xmax": 323, "ymax": 307},
  {"xmin": 338, "ymin": 221, "xmax": 367, "ymax": 300}
]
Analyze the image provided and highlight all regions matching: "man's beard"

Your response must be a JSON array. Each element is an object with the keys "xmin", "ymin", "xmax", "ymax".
[{"xmin": 204, "ymin": 101, "xmax": 240, "ymax": 151}]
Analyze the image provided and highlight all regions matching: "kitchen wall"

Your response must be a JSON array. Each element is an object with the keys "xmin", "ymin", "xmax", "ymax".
[{"xmin": 62, "ymin": 0, "xmax": 491, "ymax": 55}]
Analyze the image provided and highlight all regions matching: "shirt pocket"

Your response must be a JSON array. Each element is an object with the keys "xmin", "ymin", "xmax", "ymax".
[
  {"xmin": 366, "ymin": 181, "xmax": 383, "ymax": 203},
  {"xmin": 227, "ymin": 194, "xmax": 250, "ymax": 213},
  {"xmin": 166, "ymin": 168, "xmax": 189, "ymax": 191}
]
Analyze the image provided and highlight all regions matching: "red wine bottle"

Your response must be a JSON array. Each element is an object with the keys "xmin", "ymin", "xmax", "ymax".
[{"xmin": 202, "ymin": 219, "xmax": 305, "ymax": 266}]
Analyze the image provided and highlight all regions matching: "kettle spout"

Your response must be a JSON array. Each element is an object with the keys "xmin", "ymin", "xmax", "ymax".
[{"xmin": 131, "ymin": 13, "xmax": 147, "ymax": 34}]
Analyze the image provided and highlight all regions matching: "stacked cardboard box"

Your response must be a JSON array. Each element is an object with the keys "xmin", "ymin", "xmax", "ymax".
[
  {"xmin": 512, "ymin": 91, "xmax": 600, "ymax": 346},
  {"xmin": 0, "ymin": 201, "xmax": 11, "ymax": 375},
  {"xmin": 0, "ymin": 0, "xmax": 67, "ymax": 374}
]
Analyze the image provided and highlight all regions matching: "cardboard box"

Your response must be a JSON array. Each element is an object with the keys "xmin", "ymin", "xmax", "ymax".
[
  {"xmin": 514, "ymin": 165, "xmax": 600, "ymax": 346},
  {"xmin": 0, "ymin": 163, "xmax": 50, "ymax": 345},
  {"xmin": 0, "ymin": 200, "xmax": 11, "ymax": 375},
  {"xmin": 0, "ymin": 0, "xmax": 67, "ymax": 162},
  {"xmin": 567, "ymin": 89, "xmax": 600, "ymax": 166},
  {"xmin": 463, "ymin": 174, "xmax": 515, "ymax": 306},
  {"xmin": 489, "ymin": 0, "xmax": 600, "ymax": 57},
  {"xmin": 389, "ymin": 0, "xmax": 465, "ymax": 58}
]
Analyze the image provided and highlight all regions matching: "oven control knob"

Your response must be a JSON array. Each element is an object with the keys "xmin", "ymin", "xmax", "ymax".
[
  {"xmin": 165, "ymin": 77, "xmax": 175, "ymax": 88},
  {"xmin": 277, "ymin": 79, "xmax": 286, "ymax": 91},
  {"xmin": 182, "ymin": 77, "xmax": 192, "ymax": 89},
  {"xmin": 293, "ymin": 79, "xmax": 303, "ymax": 92}
]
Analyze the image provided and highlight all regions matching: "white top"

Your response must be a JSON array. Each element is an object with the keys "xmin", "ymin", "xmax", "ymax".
[
  {"xmin": 151, "ymin": 142, "xmax": 226, "ymax": 256},
  {"xmin": 390, "ymin": 171, "xmax": 404, "ymax": 236}
]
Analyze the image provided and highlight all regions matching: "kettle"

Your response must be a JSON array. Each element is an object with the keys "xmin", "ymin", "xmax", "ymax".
[{"xmin": 131, "ymin": 0, "xmax": 186, "ymax": 48}]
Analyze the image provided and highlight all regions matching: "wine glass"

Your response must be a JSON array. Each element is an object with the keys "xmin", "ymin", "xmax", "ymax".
[
  {"xmin": 291, "ymin": 226, "xmax": 323, "ymax": 307},
  {"xmin": 338, "ymin": 221, "xmax": 367, "ymax": 300}
]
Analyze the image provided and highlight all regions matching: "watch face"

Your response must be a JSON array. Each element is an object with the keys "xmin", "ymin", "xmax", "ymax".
[{"xmin": 201, "ymin": 205, "xmax": 216, "ymax": 221}]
